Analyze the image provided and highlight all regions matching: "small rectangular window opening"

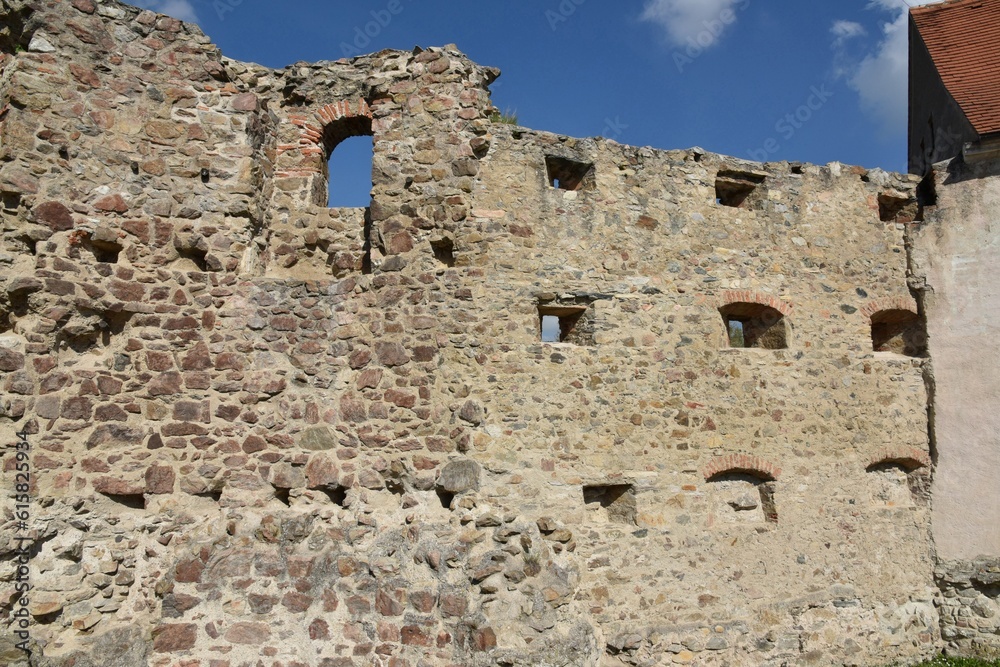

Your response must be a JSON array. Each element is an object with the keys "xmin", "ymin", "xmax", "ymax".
[
  {"xmin": 726, "ymin": 320, "xmax": 745, "ymax": 348},
  {"xmin": 538, "ymin": 302, "xmax": 593, "ymax": 345},
  {"xmin": 545, "ymin": 156, "xmax": 595, "ymax": 191},
  {"xmin": 715, "ymin": 170, "xmax": 766, "ymax": 208},
  {"xmin": 720, "ymin": 303, "xmax": 787, "ymax": 350}
]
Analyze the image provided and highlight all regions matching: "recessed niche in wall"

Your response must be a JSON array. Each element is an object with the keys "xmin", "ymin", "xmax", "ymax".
[
  {"xmin": 719, "ymin": 302, "xmax": 787, "ymax": 349},
  {"xmin": 583, "ymin": 484, "xmax": 637, "ymax": 525},
  {"xmin": 715, "ymin": 170, "xmax": 766, "ymax": 208},
  {"xmin": 706, "ymin": 472, "xmax": 778, "ymax": 524},
  {"xmin": 866, "ymin": 461, "xmax": 930, "ymax": 508},
  {"xmin": 538, "ymin": 299, "xmax": 595, "ymax": 345},
  {"xmin": 878, "ymin": 191, "xmax": 917, "ymax": 223},
  {"xmin": 871, "ymin": 309, "xmax": 926, "ymax": 357},
  {"xmin": 86, "ymin": 238, "xmax": 123, "ymax": 264},
  {"xmin": 545, "ymin": 156, "xmax": 595, "ymax": 191}
]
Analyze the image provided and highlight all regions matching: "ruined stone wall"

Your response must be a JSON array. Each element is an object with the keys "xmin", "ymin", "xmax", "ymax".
[
  {"xmin": 911, "ymin": 155, "xmax": 1000, "ymax": 657},
  {"xmin": 0, "ymin": 1, "xmax": 944, "ymax": 666}
]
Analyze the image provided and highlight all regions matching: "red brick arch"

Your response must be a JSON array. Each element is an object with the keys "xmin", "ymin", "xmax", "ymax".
[
  {"xmin": 866, "ymin": 446, "xmax": 931, "ymax": 471},
  {"xmin": 702, "ymin": 454, "xmax": 782, "ymax": 482},
  {"xmin": 860, "ymin": 296, "xmax": 918, "ymax": 321},
  {"xmin": 280, "ymin": 98, "xmax": 374, "ymax": 169},
  {"xmin": 718, "ymin": 290, "xmax": 793, "ymax": 316}
]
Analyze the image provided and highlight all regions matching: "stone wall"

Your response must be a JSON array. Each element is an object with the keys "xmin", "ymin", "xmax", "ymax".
[{"xmin": 0, "ymin": 1, "xmax": 948, "ymax": 665}]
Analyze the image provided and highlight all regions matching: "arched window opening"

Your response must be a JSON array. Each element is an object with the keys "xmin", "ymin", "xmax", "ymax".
[
  {"xmin": 719, "ymin": 302, "xmax": 787, "ymax": 349},
  {"xmin": 319, "ymin": 111, "xmax": 373, "ymax": 209},
  {"xmin": 871, "ymin": 309, "xmax": 926, "ymax": 357}
]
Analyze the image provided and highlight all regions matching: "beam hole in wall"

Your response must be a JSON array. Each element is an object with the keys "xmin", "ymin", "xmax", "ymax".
[
  {"xmin": 430, "ymin": 237, "xmax": 456, "ymax": 267},
  {"xmin": 273, "ymin": 487, "xmax": 291, "ymax": 506},
  {"xmin": 175, "ymin": 246, "xmax": 209, "ymax": 272},
  {"xmin": 538, "ymin": 301, "xmax": 594, "ymax": 345},
  {"xmin": 706, "ymin": 472, "xmax": 778, "ymax": 524},
  {"xmin": 436, "ymin": 489, "xmax": 455, "ymax": 510},
  {"xmin": 1, "ymin": 191, "xmax": 21, "ymax": 210},
  {"xmin": 321, "ymin": 486, "xmax": 347, "ymax": 507},
  {"xmin": 871, "ymin": 309, "xmax": 927, "ymax": 357},
  {"xmin": 715, "ymin": 170, "xmax": 765, "ymax": 208},
  {"xmin": 87, "ymin": 238, "xmax": 122, "ymax": 264},
  {"xmin": 583, "ymin": 484, "xmax": 637, "ymax": 525},
  {"xmin": 99, "ymin": 492, "xmax": 146, "ymax": 510},
  {"xmin": 720, "ymin": 302, "xmax": 787, "ymax": 349},
  {"xmin": 545, "ymin": 156, "xmax": 595, "ymax": 191}
]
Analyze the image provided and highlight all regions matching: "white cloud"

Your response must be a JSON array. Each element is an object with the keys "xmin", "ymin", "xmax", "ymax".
[
  {"xmin": 831, "ymin": 20, "xmax": 866, "ymax": 46},
  {"xmin": 640, "ymin": 0, "xmax": 746, "ymax": 48},
  {"xmin": 848, "ymin": 8, "xmax": 908, "ymax": 132},
  {"xmin": 832, "ymin": 1, "xmax": 949, "ymax": 133},
  {"xmin": 131, "ymin": 0, "xmax": 199, "ymax": 24}
]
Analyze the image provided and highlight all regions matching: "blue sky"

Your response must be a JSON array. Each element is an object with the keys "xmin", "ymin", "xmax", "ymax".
[{"xmin": 133, "ymin": 0, "xmax": 937, "ymax": 206}]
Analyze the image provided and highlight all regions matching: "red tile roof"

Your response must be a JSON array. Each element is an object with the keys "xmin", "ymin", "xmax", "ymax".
[{"xmin": 912, "ymin": 0, "xmax": 1000, "ymax": 136}]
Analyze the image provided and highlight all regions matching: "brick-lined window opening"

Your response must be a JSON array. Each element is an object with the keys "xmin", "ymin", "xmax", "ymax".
[
  {"xmin": 545, "ymin": 156, "xmax": 595, "ymax": 191},
  {"xmin": 715, "ymin": 170, "xmax": 765, "ymax": 208},
  {"xmin": 538, "ymin": 299, "xmax": 595, "ymax": 345},
  {"xmin": 583, "ymin": 484, "xmax": 637, "ymax": 525},
  {"xmin": 871, "ymin": 309, "xmax": 927, "ymax": 357},
  {"xmin": 720, "ymin": 302, "xmax": 787, "ymax": 349}
]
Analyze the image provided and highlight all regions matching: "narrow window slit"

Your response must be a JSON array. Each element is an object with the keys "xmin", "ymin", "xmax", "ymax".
[{"xmin": 537, "ymin": 299, "xmax": 595, "ymax": 346}]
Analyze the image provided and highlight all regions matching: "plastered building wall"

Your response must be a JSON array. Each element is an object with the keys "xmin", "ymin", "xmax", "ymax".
[
  {"xmin": 911, "ymin": 155, "xmax": 1000, "ymax": 655},
  {"xmin": 0, "ymin": 1, "xmax": 973, "ymax": 665}
]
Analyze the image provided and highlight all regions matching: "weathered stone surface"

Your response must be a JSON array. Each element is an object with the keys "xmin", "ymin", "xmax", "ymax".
[
  {"xmin": 437, "ymin": 459, "xmax": 481, "ymax": 493},
  {"xmin": 0, "ymin": 1, "xmax": 979, "ymax": 665},
  {"xmin": 33, "ymin": 201, "xmax": 75, "ymax": 230},
  {"xmin": 299, "ymin": 425, "xmax": 336, "ymax": 450},
  {"xmin": 153, "ymin": 624, "xmax": 197, "ymax": 652}
]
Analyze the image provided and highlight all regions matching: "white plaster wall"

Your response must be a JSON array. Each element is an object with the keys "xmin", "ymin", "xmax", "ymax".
[{"xmin": 914, "ymin": 158, "xmax": 1000, "ymax": 560}]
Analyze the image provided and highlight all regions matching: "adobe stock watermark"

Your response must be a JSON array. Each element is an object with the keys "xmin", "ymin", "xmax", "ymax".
[
  {"xmin": 747, "ymin": 84, "xmax": 835, "ymax": 163},
  {"xmin": 546, "ymin": 0, "xmax": 587, "ymax": 31},
  {"xmin": 673, "ymin": 0, "xmax": 751, "ymax": 73},
  {"xmin": 212, "ymin": 0, "xmax": 243, "ymax": 21},
  {"xmin": 601, "ymin": 116, "xmax": 628, "ymax": 141},
  {"xmin": 339, "ymin": 0, "xmax": 415, "ymax": 58},
  {"xmin": 10, "ymin": 429, "xmax": 32, "ymax": 654}
]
